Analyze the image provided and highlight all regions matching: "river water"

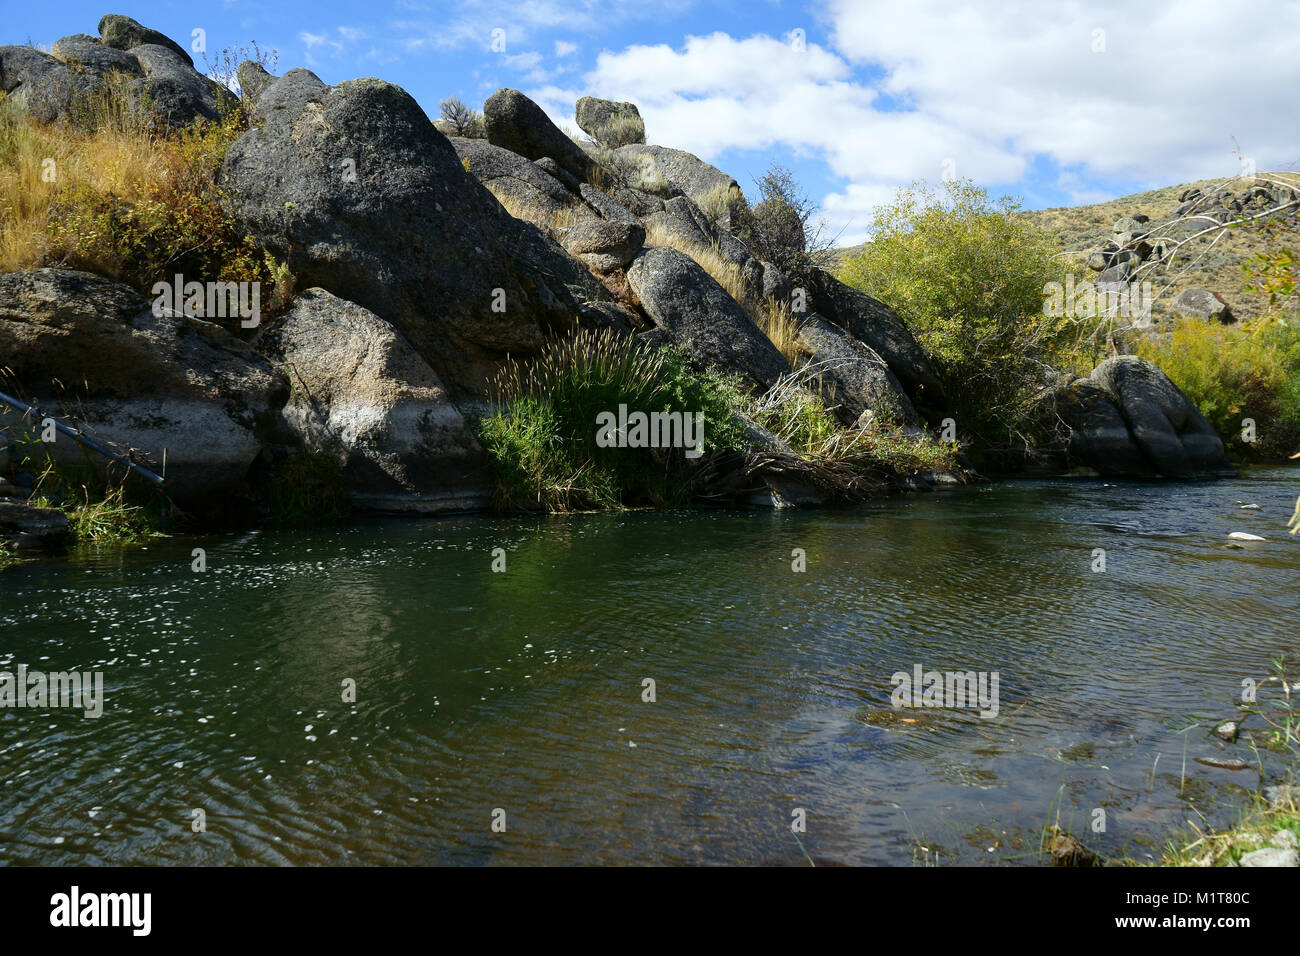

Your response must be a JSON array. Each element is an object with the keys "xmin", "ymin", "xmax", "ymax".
[{"xmin": 2, "ymin": 469, "xmax": 1297, "ymax": 865}]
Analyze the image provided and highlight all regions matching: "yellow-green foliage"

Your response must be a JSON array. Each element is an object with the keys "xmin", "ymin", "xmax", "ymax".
[
  {"xmin": 839, "ymin": 179, "xmax": 1071, "ymax": 441},
  {"xmin": 1136, "ymin": 316, "xmax": 1300, "ymax": 460},
  {"xmin": 0, "ymin": 91, "xmax": 292, "ymax": 326}
]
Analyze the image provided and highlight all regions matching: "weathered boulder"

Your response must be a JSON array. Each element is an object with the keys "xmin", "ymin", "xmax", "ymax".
[
  {"xmin": 533, "ymin": 156, "xmax": 581, "ymax": 193},
  {"xmin": 51, "ymin": 33, "xmax": 143, "ymax": 76},
  {"xmin": 0, "ymin": 45, "xmax": 88, "ymax": 123},
  {"xmin": 220, "ymin": 72, "xmax": 592, "ymax": 397},
  {"xmin": 1046, "ymin": 378, "xmax": 1152, "ymax": 475},
  {"xmin": 578, "ymin": 183, "xmax": 640, "ymax": 225},
  {"xmin": 1090, "ymin": 356, "xmax": 1233, "ymax": 477},
  {"xmin": 559, "ymin": 219, "xmax": 645, "ymax": 273},
  {"xmin": 804, "ymin": 269, "xmax": 946, "ymax": 417},
  {"xmin": 614, "ymin": 144, "xmax": 739, "ymax": 206},
  {"xmin": 2, "ymin": 21, "xmax": 224, "ymax": 128},
  {"xmin": 0, "ymin": 269, "xmax": 289, "ymax": 503},
  {"xmin": 794, "ymin": 314, "xmax": 921, "ymax": 428},
  {"xmin": 1171, "ymin": 287, "xmax": 1233, "ymax": 322},
  {"xmin": 236, "ymin": 59, "xmax": 275, "ymax": 103},
  {"xmin": 0, "ymin": 502, "xmax": 69, "ymax": 551},
  {"xmin": 483, "ymin": 88, "xmax": 594, "ymax": 182},
  {"xmin": 451, "ymin": 135, "xmax": 588, "ymax": 227},
  {"xmin": 126, "ymin": 43, "xmax": 223, "ymax": 125},
  {"xmin": 760, "ymin": 261, "xmax": 793, "ymax": 304},
  {"xmin": 574, "ymin": 96, "xmax": 645, "ymax": 147},
  {"xmin": 258, "ymin": 289, "xmax": 488, "ymax": 513},
  {"xmin": 97, "ymin": 14, "xmax": 193, "ymax": 67},
  {"xmin": 625, "ymin": 247, "xmax": 790, "ymax": 390}
]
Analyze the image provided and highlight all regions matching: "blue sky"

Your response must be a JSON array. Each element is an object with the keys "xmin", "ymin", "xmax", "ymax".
[{"xmin": 12, "ymin": 1, "xmax": 1299, "ymax": 244}]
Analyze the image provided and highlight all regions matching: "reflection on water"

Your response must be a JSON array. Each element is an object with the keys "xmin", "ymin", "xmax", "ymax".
[{"xmin": 1, "ymin": 469, "xmax": 1297, "ymax": 865}]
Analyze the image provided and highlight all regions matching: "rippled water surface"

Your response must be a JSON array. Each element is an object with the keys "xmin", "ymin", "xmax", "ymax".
[{"xmin": 2, "ymin": 469, "xmax": 1298, "ymax": 865}]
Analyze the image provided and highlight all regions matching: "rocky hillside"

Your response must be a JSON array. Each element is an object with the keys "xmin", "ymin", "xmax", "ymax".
[
  {"xmin": 0, "ymin": 15, "xmax": 1241, "ymax": 556},
  {"xmin": 1028, "ymin": 176, "xmax": 1300, "ymax": 324},
  {"xmin": 837, "ymin": 175, "xmax": 1300, "ymax": 325}
]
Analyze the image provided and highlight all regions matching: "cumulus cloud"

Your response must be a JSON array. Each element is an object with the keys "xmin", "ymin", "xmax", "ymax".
[{"xmin": 526, "ymin": 1, "xmax": 1298, "ymax": 243}]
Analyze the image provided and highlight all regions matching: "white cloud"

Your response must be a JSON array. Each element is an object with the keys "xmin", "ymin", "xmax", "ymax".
[
  {"xmin": 525, "ymin": 2, "xmax": 1300, "ymax": 241},
  {"xmin": 825, "ymin": 0, "xmax": 1300, "ymax": 185},
  {"xmin": 555, "ymin": 40, "xmax": 578, "ymax": 57}
]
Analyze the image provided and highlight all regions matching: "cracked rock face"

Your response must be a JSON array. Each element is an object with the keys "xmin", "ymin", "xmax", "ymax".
[
  {"xmin": 220, "ymin": 72, "xmax": 593, "ymax": 398},
  {"xmin": 0, "ymin": 269, "xmax": 289, "ymax": 504},
  {"xmin": 258, "ymin": 289, "xmax": 489, "ymax": 514}
]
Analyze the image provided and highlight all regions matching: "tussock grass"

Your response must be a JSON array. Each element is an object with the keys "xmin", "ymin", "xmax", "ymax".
[
  {"xmin": 591, "ymin": 113, "xmax": 644, "ymax": 148},
  {"xmin": 479, "ymin": 327, "xmax": 749, "ymax": 511},
  {"xmin": 695, "ymin": 182, "xmax": 745, "ymax": 228}
]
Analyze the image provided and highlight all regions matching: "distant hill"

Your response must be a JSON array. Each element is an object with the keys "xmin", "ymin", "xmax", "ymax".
[{"xmin": 834, "ymin": 173, "xmax": 1300, "ymax": 324}]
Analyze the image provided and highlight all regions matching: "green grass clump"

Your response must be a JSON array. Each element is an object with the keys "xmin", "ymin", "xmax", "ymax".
[{"xmin": 479, "ymin": 328, "xmax": 750, "ymax": 511}]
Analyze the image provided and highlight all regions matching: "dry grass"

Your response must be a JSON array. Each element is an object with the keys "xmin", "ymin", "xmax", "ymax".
[
  {"xmin": 695, "ymin": 182, "xmax": 745, "ymax": 227},
  {"xmin": 644, "ymin": 219, "xmax": 803, "ymax": 365},
  {"xmin": 489, "ymin": 187, "xmax": 593, "ymax": 236},
  {"xmin": 0, "ymin": 96, "xmax": 164, "ymax": 271}
]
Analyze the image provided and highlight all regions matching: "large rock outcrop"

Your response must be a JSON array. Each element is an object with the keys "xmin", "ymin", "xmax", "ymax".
[
  {"xmin": 483, "ymin": 88, "xmax": 594, "ymax": 182},
  {"xmin": 451, "ymin": 135, "xmax": 588, "ymax": 227},
  {"xmin": 0, "ymin": 16, "xmax": 225, "ymax": 127},
  {"xmin": 804, "ymin": 269, "xmax": 946, "ymax": 419},
  {"xmin": 1047, "ymin": 356, "xmax": 1234, "ymax": 477},
  {"xmin": 0, "ymin": 269, "xmax": 289, "ymax": 503},
  {"xmin": 220, "ymin": 71, "xmax": 595, "ymax": 398},
  {"xmin": 794, "ymin": 314, "xmax": 921, "ymax": 428},
  {"xmin": 258, "ymin": 289, "xmax": 488, "ymax": 513},
  {"xmin": 625, "ymin": 247, "xmax": 790, "ymax": 390},
  {"xmin": 614, "ymin": 144, "xmax": 738, "ymax": 204}
]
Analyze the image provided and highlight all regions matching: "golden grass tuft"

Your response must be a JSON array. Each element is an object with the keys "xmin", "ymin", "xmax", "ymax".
[
  {"xmin": 643, "ymin": 219, "xmax": 804, "ymax": 365},
  {"xmin": 0, "ymin": 96, "xmax": 164, "ymax": 272}
]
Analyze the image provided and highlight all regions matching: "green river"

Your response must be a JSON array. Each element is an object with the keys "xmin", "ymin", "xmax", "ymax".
[{"xmin": 1, "ymin": 469, "xmax": 1297, "ymax": 865}]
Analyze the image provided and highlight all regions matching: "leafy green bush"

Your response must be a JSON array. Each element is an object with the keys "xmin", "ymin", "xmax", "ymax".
[
  {"xmin": 1136, "ymin": 316, "xmax": 1300, "ymax": 460},
  {"xmin": 479, "ymin": 328, "xmax": 750, "ymax": 511},
  {"xmin": 838, "ymin": 179, "xmax": 1067, "ymax": 444}
]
